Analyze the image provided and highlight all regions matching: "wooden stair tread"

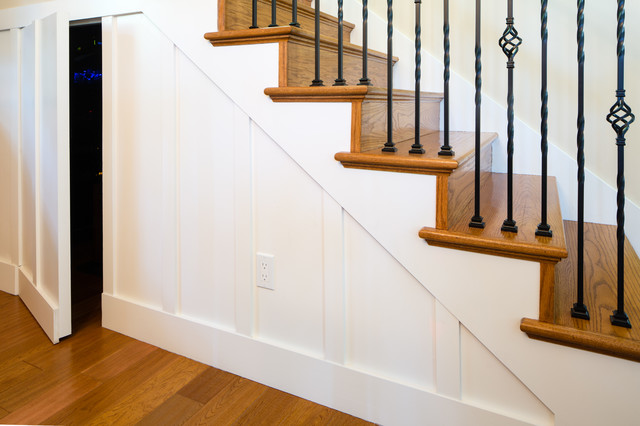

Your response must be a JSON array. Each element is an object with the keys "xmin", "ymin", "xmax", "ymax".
[
  {"xmin": 264, "ymin": 86, "xmax": 442, "ymax": 102},
  {"xmin": 335, "ymin": 131, "xmax": 496, "ymax": 175},
  {"xmin": 420, "ymin": 173, "xmax": 568, "ymax": 263},
  {"xmin": 204, "ymin": 27, "xmax": 391, "ymax": 61},
  {"xmin": 205, "ymin": 27, "xmax": 394, "ymax": 87},
  {"xmin": 521, "ymin": 220, "xmax": 640, "ymax": 361}
]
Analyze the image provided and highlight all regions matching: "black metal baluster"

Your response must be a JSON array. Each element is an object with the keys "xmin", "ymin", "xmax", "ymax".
[
  {"xmin": 499, "ymin": 0, "xmax": 521, "ymax": 233},
  {"xmin": 607, "ymin": 0, "xmax": 635, "ymax": 328},
  {"xmin": 334, "ymin": 0, "xmax": 347, "ymax": 85},
  {"xmin": 311, "ymin": 0, "xmax": 324, "ymax": 86},
  {"xmin": 291, "ymin": 0, "xmax": 300, "ymax": 27},
  {"xmin": 250, "ymin": 0, "xmax": 258, "ymax": 28},
  {"xmin": 439, "ymin": 0, "xmax": 454, "ymax": 156},
  {"xmin": 536, "ymin": 0, "xmax": 552, "ymax": 237},
  {"xmin": 571, "ymin": 0, "xmax": 589, "ymax": 319},
  {"xmin": 359, "ymin": 0, "xmax": 372, "ymax": 85},
  {"xmin": 410, "ymin": 0, "xmax": 425, "ymax": 154},
  {"xmin": 269, "ymin": 0, "xmax": 278, "ymax": 27},
  {"xmin": 382, "ymin": 0, "xmax": 397, "ymax": 152},
  {"xmin": 469, "ymin": 0, "xmax": 485, "ymax": 228}
]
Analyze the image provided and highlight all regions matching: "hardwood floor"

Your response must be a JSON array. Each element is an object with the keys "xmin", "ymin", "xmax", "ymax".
[{"xmin": 0, "ymin": 291, "xmax": 373, "ymax": 425}]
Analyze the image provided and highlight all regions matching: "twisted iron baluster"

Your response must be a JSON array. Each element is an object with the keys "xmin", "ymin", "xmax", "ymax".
[
  {"xmin": 439, "ymin": 0, "xmax": 454, "ymax": 156},
  {"xmin": 382, "ymin": 0, "xmax": 397, "ymax": 152},
  {"xmin": 250, "ymin": 0, "xmax": 258, "ymax": 28},
  {"xmin": 499, "ymin": 0, "xmax": 521, "ymax": 233},
  {"xmin": 290, "ymin": 0, "xmax": 300, "ymax": 27},
  {"xmin": 269, "ymin": 0, "xmax": 278, "ymax": 27},
  {"xmin": 311, "ymin": 0, "xmax": 324, "ymax": 86},
  {"xmin": 410, "ymin": 0, "xmax": 425, "ymax": 154},
  {"xmin": 469, "ymin": 0, "xmax": 485, "ymax": 228},
  {"xmin": 571, "ymin": 0, "xmax": 589, "ymax": 319},
  {"xmin": 334, "ymin": 0, "xmax": 347, "ymax": 85},
  {"xmin": 359, "ymin": 0, "xmax": 372, "ymax": 85},
  {"xmin": 536, "ymin": 0, "xmax": 552, "ymax": 237},
  {"xmin": 608, "ymin": 0, "xmax": 635, "ymax": 328}
]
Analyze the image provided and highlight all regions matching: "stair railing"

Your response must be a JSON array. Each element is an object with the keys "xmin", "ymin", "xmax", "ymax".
[
  {"xmin": 245, "ymin": 0, "xmax": 634, "ymax": 328},
  {"xmin": 607, "ymin": 0, "xmax": 635, "ymax": 328}
]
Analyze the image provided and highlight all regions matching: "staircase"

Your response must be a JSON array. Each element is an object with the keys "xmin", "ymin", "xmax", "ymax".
[{"xmin": 205, "ymin": 0, "xmax": 640, "ymax": 364}]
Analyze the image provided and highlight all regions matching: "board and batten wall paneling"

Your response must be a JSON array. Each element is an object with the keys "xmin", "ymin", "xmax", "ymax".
[
  {"xmin": 20, "ymin": 21, "xmax": 37, "ymax": 284},
  {"xmin": 344, "ymin": 212, "xmax": 436, "ymax": 391},
  {"xmin": 177, "ymin": 48, "xmax": 236, "ymax": 329},
  {"xmin": 0, "ymin": 29, "xmax": 20, "ymax": 294},
  {"xmin": 0, "ymin": 29, "xmax": 18, "ymax": 263},
  {"xmin": 253, "ymin": 124, "xmax": 325, "ymax": 357},
  {"xmin": 111, "ymin": 13, "xmax": 172, "ymax": 308}
]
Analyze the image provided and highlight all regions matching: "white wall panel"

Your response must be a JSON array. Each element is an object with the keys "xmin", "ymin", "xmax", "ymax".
[
  {"xmin": 20, "ymin": 22, "xmax": 36, "ymax": 283},
  {"xmin": 112, "ymin": 13, "xmax": 172, "ymax": 308},
  {"xmin": 178, "ymin": 49, "xmax": 236, "ymax": 328},
  {"xmin": 461, "ymin": 326, "xmax": 554, "ymax": 426},
  {"xmin": 38, "ymin": 12, "xmax": 61, "ymax": 305},
  {"xmin": 0, "ymin": 29, "xmax": 19, "ymax": 267},
  {"xmin": 344, "ymin": 213, "xmax": 436, "ymax": 391},
  {"xmin": 253, "ymin": 125, "xmax": 324, "ymax": 357}
]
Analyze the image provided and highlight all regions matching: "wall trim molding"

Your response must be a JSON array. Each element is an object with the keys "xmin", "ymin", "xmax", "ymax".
[
  {"xmin": 18, "ymin": 268, "xmax": 58, "ymax": 343},
  {"xmin": 102, "ymin": 293, "xmax": 532, "ymax": 426}
]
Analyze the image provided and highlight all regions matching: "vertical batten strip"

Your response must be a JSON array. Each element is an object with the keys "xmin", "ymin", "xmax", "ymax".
[
  {"xmin": 311, "ymin": 0, "xmax": 324, "ymax": 86},
  {"xmin": 469, "ymin": 0, "xmax": 484, "ymax": 228},
  {"xmin": 607, "ymin": 0, "xmax": 635, "ymax": 328},
  {"xmin": 571, "ymin": 0, "xmax": 589, "ymax": 319},
  {"xmin": 359, "ymin": 0, "xmax": 372, "ymax": 85},
  {"xmin": 438, "ymin": 0, "xmax": 454, "ymax": 156},
  {"xmin": 334, "ymin": 0, "xmax": 347, "ymax": 85},
  {"xmin": 499, "ymin": 0, "xmax": 521, "ymax": 233},
  {"xmin": 382, "ymin": 0, "xmax": 397, "ymax": 152},
  {"xmin": 409, "ymin": 0, "xmax": 425, "ymax": 154},
  {"xmin": 536, "ymin": 0, "xmax": 552, "ymax": 238}
]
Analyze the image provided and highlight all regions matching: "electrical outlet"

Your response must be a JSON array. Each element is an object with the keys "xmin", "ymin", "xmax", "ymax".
[{"xmin": 256, "ymin": 253, "xmax": 275, "ymax": 290}]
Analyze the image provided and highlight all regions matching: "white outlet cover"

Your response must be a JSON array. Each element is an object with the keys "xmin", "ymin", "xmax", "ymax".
[{"xmin": 256, "ymin": 253, "xmax": 275, "ymax": 290}]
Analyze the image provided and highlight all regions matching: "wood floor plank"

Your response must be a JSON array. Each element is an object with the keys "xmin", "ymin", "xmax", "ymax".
[
  {"xmin": 183, "ymin": 376, "xmax": 269, "ymax": 425},
  {"xmin": 178, "ymin": 367, "xmax": 238, "ymax": 405},
  {"xmin": 84, "ymin": 356, "xmax": 208, "ymax": 425},
  {"xmin": 0, "ymin": 291, "xmax": 372, "ymax": 425},
  {"xmin": 82, "ymin": 338, "xmax": 157, "ymax": 382},
  {"xmin": 135, "ymin": 394, "xmax": 203, "ymax": 426},
  {"xmin": 232, "ymin": 387, "xmax": 299, "ymax": 425},
  {"xmin": 279, "ymin": 398, "xmax": 339, "ymax": 425},
  {"xmin": 1, "ymin": 373, "xmax": 102, "ymax": 425},
  {"xmin": 43, "ymin": 349, "xmax": 177, "ymax": 425},
  {"xmin": 0, "ymin": 331, "xmax": 131, "ymax": 412}
]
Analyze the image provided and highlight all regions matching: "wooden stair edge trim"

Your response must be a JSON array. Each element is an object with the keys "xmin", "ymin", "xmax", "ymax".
[
  {"xmin": 335, "ymin": 152, "xmax": 459, "ymax": 174},
  {"xmin": 453, "ymin": 132, "xmax": 498, "ymax": 165},
  {"xmin": 264, "ymin": 86, "xmax": 444, "ymax": 103},
  {"xmin": 205, "ymin": 27, "xmax": 398, "ymax": 63},
  {"xmin": 419, "ymin": 227, "xmax": 568, "ymax": 263},
  {"xmin": 520, "ymin": 318, "xmax": 640, "ymax": 362}
]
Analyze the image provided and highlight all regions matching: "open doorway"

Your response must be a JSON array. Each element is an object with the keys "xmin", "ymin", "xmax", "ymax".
[{"xmin": 69, "ymin": 21, "xmax": 102, "ymax": 330}]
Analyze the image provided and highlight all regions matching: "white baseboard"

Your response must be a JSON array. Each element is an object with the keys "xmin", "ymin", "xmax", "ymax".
[
  {"xmin": 0, "ymin": 260, "xmax": 18, "ymax": 295},
  {"xmin": 102, "ymin": 293, "xmax": 533, "ymax": 426},
  {"xmin": 19, "ymin": 269, "xmax": 58, "ymax": 343}
]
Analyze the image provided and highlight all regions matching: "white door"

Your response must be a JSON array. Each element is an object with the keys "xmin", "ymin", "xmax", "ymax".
[{"xmin": 17, "ymin": 12, "xmax": 71, "ymax": 343}]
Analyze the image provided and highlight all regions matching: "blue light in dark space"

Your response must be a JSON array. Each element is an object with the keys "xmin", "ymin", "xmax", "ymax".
[{"xmin": 73, "ymin": 70, "xmax": 102, "ymax": 83}]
